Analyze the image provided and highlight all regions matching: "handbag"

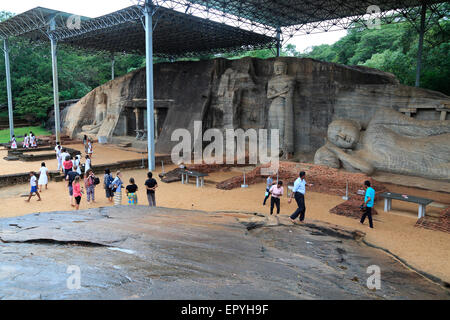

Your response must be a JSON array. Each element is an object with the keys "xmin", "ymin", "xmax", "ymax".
[{"xmin": 111, "ymin": 178, "xmax": 121, "ymax": 193}]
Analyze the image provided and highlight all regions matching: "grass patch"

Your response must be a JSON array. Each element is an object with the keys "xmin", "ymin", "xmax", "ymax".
[{"xmin": 0, "ymin": 126, "xmax": 52, "ymax": 143}]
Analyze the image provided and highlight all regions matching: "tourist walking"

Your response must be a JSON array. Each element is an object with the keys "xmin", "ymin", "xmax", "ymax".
[
  {"xmin": 288, "ymin": 171, "xmax": 313, "ymax": 223},
  {"xmin": 72, "ymin": 176, "xmax": 84, "ymax": 210},
  {"xmin": 84, "ymin": 169, "xmax": 97, "ymax": 204},
  {"xmin": 85, "ymin": 155, "xmax": 91, "ymax": 174},
  {"xmin": 10, "ymin": 135, "xmax": 17, "ymax": 149},
  {"xmin": 126, "ymin": 178, "xmax": 138, "ymax": 205},
  {"xmin": 74, "ymin": 155, "xmax": 82, "ymax": 175},
  {"xmin": 63, "ymin": 155, "xmax": 73, "ymax": 178},
  {"xmin": 60, "ymin": 148, "xmax": 69, "ymax": 172},
  {"xmin": 263, "ymin": 174, "xmax": 274, "ymax": 205},
  {"xmin": 360, "ymin": 180, "xmax": 376, "ymax": 229},
  {"xmin": 38, "ymin": 162, "xmax": 49, "ymax": 192},
  {"xmin": 269, "ymin": 180, "xmax": 284, "ymax": 215},
  {"xmin": 144, "ymin": 171, "xmax": 158, "ymax": 206},
  {"xmin": 55, "ymin": 144, "xmax": 62, "ymax": 171},
  {"xmin": 111, "ymin": 171, "xmax": 123, "ymax": 206},
  {"xmin": 66, "ymin": 167, "xmax": 80, "ymax": 207},
  {"xmin": 87, "ymin": 139, "xmax": 93, "ymax": 158},
  {"xmin": 104, "ymin": 169, "xmax": 114, "ymax": 202},
  {"xmin": 83, "ymin": 135, "xmax": 88, "ymax": 154},
  {"xmin": 30, "ymin": 133, "xmax": 37, "ymax": 148},
  {"xmin": 25, "ymin": 171, "xmax": 41, "ymax": 202},
  {"xmin": 23, "ymin": 134, "xmax": 29, "ymax": 148},
  {"xmin": 60, "ymin": 148, "xmax": 70, "ymax": 165}
]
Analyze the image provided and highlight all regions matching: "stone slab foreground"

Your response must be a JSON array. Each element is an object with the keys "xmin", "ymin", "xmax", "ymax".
[{"xmin": 0, "ymin": 206, "xmax": 448, "ymax": 300}]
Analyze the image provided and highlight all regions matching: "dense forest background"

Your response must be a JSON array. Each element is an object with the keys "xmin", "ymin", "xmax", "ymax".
[{"xmin": 0, "ymin": 6, "xmax": 448, "ymax": 121}]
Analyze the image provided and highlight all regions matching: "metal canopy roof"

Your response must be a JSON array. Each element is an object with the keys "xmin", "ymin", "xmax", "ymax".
[
  {"xmin": 0, "ymin": 1, "xmax": 447, "ymax": 57},
  {"xmin": 184, "ymin": 0, "xmax": 445, "ymax": 27},
  {"xmin": 0, "ymin": 7, "xmax": 90, "ymax": 41},
  {"xmin": 151, "ymin": 0, "xmax": 448, "ymax": 37},
  {"xmin": 56, "ymin": 6, "xmax": 276, "ymax": 57},
  {"xmin": 0, "ymin": 5, "xmax": 276, "ymax": 58}
]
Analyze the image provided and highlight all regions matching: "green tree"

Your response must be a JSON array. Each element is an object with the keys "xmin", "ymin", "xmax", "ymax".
[
  {"xmin": 0, "ymin": 11, "xmax": 146, "ymax": 121},
  {"xmin": 302, "ymin": 6, "xmax": 450, "ymax": 95}
]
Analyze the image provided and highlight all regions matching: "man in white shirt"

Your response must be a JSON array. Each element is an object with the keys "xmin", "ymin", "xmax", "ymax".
[
  {"xmin": 55, "ymin": 143, "xmax": 62, "ymax": 171},
  {"xmin": 60, "ymin": 148, "xmax": 70, "ymax": 171},
  {"xmin": 269, "ymin": 181, "xmax": 284, "ymax": 215},
  {"xmin": 288, "ymin": 171, "xmax": 312, "ymax": 223}
]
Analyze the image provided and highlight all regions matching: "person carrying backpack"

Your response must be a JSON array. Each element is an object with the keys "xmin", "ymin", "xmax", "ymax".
[{"xmin": 104, "ymin": 168, "xmax": 114, "ymax": 202}]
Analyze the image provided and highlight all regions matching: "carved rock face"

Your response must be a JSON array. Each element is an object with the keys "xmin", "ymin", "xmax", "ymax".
[
  {"xmin": 273, "ymin": 61, "xmax": 287, "ymax": 76},
  {"xmin": 327, "ymin": 119, "xmax": 361, "ymax": 149},
  {"xmin": 314, "ymin": 145, "xmax": 340, "ymax": 168}
]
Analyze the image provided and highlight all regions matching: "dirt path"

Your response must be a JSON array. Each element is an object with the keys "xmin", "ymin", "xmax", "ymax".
[{"xmin": 0, "ymin": 157, "xmax": 449, "ymax": 284}]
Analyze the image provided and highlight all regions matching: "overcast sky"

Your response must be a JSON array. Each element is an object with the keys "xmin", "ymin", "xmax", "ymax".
[{"xmin": 2, "ymin": 0, "xmax": 347, "ymax": 53}]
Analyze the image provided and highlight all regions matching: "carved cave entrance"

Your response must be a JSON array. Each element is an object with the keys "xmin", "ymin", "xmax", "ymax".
[{"xmin": 124, "ymin": 100, "xmax": 170, "ymax": 141}]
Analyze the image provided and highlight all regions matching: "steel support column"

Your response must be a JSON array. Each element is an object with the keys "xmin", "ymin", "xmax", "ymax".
[
  {"xmin": 50, "ymin": 19, "xmax": 61, "ymax": 143},
  {"xmin": 276, "ymin": 27, "xmax": 281, "ymax": 57},
  {"xmin": 415, "ymin": 3, "xmax": 427, "ymax": 87},
  {"xmin": 145, "ymin": 0, "xmax": 155, "ymax": 171},
  {"xmin": 111, "ymin": 53, "xmax": 115, "ymax": 80},
  {"xmin": 3, "ymin": 38, "xmax": 14, "ymax": 140}
]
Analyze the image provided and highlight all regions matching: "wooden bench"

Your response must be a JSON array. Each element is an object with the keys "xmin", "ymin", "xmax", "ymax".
[
  {"xmin": 180, "ymin": 170, "xmax": 208, "ymax": 188},
  {"xmin": 379, "ymin": 192, "xmax": 433, "ymax": 219}
]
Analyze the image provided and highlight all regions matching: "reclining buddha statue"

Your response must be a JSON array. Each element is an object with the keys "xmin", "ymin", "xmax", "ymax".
[{"xmin": 314, "ymin": 107, "xmax": 450, "ymax": 180}]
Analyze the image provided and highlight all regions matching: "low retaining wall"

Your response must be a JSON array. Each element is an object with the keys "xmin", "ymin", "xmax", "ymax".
[
  {"xmin": 0, "ymin": 170, "xmax": 62, "ymax": 187},
  {"xmin": 8, "ymin": 146, "xmax": 54, "ymax": 155},
  {"xmin": 6, "ymin": 147, "xmax": 80, "ymax": 162},
  {"xmin": 0, "ymin": 155, "xmax": 173, "ymax": 188}
]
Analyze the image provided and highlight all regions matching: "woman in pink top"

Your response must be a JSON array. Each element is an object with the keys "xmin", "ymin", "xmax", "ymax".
[
  {"xmin": 72, "ymin": 176, "xmax": 84, "ymax": 210},
  {"xmin": 269, "ymin": 181, "xmax": 284, "ymax": 215},
  {"xmin": 63, "ymin": 155, "xmax": 73, "ymax": 178}
]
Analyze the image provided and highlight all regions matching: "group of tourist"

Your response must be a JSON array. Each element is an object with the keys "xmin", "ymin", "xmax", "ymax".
[
  {"xmin": 23, "ymin": 136, "xmax": 375, "ymax": 228},
  {"xmin": 101, "ymin": 170, "xmax": 158, "ymax": 207},
  {"xmin": 54, "ymin": 142, "xmax": 92, "ymax": 175},
  {"xmin": 10, "ymin": 131, "xmax": 38, "ymax": 150},
  {"xmin": 25, "ymin": 139, "xmax": 159, "ymax": 210},
  {"xmin": 263, "ymin": 171, "xmax": 376, "ymax": 229}
]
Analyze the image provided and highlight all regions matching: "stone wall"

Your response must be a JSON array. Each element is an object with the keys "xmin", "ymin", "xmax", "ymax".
[
  {"xmin": 0, "ymin": 155, "xmax": 173, "ymax": 187},
  {"xmin": 63, "ymin": 57, "xmax": 450, "ymax": 155}
]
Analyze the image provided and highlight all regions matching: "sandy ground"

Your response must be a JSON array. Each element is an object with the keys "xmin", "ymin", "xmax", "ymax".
[
  {"xmin": 0, "ymin": 152, "xmax": 449, "ymax": 284},
  {"xmin": 0, "ymin": 144, "xmax": 146, "ymax": 174}
]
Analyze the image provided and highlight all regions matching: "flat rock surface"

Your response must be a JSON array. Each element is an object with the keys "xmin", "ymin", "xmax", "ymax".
[{"xmin": 0, "ymin": 206, "xmax": 448, "ymax": 300}]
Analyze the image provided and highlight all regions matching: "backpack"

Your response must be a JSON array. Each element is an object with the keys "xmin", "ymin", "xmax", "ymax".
[
  {"xmin": 94, "ymin": 177, "xmax": 100, "ymax": 185},
  {"xmin": 104, "ymin": 174, "xmax": 113, "ymax": 189}
]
